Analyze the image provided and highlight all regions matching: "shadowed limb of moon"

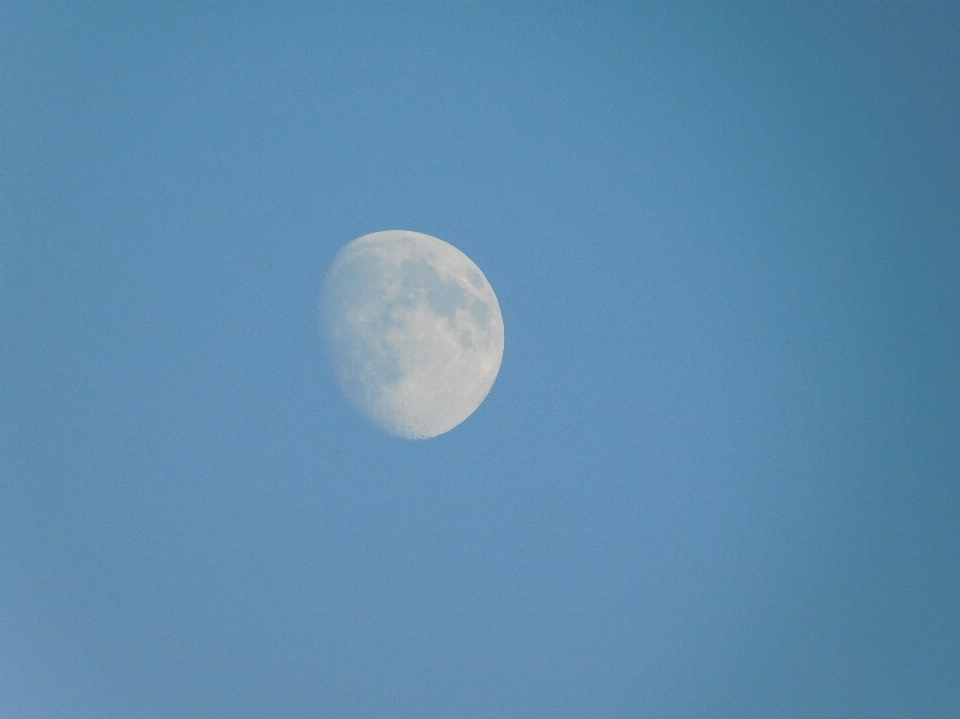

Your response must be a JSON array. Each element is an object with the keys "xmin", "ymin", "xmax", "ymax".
[{"xmin": 320, "ymin": 230, "xmax": 504, "ymax": 439}]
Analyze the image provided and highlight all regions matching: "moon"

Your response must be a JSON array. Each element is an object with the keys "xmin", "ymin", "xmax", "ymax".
[{"xmin": 320, "ymin": 230, "xmax": 504, "ymax": 439}]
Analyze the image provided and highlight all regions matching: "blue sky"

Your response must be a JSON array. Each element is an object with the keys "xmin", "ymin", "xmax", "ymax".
[{"xmin": 3, "ymin": 3, "xmax": 959, "ymax": 717}]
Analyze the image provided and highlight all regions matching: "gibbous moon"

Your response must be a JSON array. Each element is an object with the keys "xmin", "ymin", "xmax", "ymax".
[{"xmin": 320, "ymin": 230, "xmax": 504, "ymax": 439}]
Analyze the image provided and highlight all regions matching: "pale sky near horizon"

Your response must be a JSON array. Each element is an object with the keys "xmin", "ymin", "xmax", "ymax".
[{"xmin": 3, "ymin": 3, "xmax": 959, "ymax": 717}]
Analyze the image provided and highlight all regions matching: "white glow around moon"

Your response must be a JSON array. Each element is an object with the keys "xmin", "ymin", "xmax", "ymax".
[{"xmin": 320, "ymin": 230, "xmax": 504, "ymax": 439}]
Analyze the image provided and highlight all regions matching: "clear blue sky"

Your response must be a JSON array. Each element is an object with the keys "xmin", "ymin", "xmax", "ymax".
[{"xmin": 3, "ymin": 3, "xmax": 958, "ymax": 717}]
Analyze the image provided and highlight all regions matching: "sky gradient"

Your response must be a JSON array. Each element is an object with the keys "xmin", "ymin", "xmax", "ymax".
[{"xmin": 3, "ymin": 3, "xmax": 959, "ymax": 717}]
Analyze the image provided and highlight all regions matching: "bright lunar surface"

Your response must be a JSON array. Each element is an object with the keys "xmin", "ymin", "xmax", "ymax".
[{"xmin": 320, "ymin": 230, "xmax": 504, "ymax": 439}]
